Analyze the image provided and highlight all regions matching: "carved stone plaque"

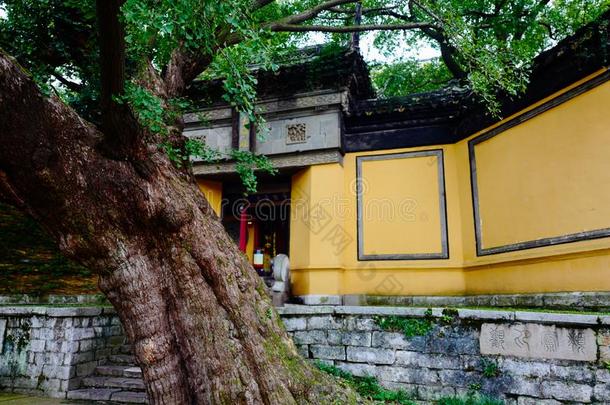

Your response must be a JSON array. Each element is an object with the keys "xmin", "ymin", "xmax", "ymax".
[
  {"xmin": 480, "ymin": 323, "xmax": 596, "ymax": 361},
  {"xmin": 285, "ymin": 123, "xmax": 307, "ymax": 144}
]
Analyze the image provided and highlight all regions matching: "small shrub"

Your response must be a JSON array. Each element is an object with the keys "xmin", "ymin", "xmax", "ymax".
[
  {"xmin": 467, "ymin": 383, "xmax": 482, "ymax": 393},
  {"xmin": 440, "ymin": 308, "xmax": 459, "ymax": 324},
  {"xmin": 481, "ymin": 359, "xmax": 500, "ymax": 378},
  {"xmin": 315, "ymin": 362, "xmax": 415, "ymax": 404},
  {"xmin": 604, "ymin": 361, "xmax": 610, "ymax": 371}
]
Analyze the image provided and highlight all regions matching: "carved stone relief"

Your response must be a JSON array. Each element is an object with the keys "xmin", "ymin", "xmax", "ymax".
[
  {"xmin": 285, "ymin": 123, "xmax": 308, "ymax": 144},
  {"xmin": 480, "ymin": 323, "xmax": 596, "ymax": 361}
]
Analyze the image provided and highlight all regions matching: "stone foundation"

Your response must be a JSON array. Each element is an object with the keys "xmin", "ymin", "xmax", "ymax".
[
  {"xmin": 1, "ymin": 303, "xmax": 609, "ymax": 403},
  {"xmin": 0, "ymin": 306, "xmax": 125, "ymax": 398},
  {"xmin": 279, "ymin": 305, "xmax": 610, "ymax": 404},
  {"xmin": 297, "ymin": 292, "xmax": 610, "ymax": 312}
]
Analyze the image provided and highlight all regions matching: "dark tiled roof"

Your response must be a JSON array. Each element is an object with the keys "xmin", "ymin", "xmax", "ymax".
[
  {"xmin": 349, "ymin": 83, "xmax": 468, "ymax": 118},
  {"xmin": 344, "ymin": 10, "xmax": 610, "ymax": 152},
  {"xmin": 455, "ymin": 10, "xmax": 610, "ymax": 138},
  {"xmin": 187, "ymin": 46, "xmax": 374, "ymax": 108},
  {"xmin": 343, "ymin": 84, "xmax": 470, "ymax": 151}
]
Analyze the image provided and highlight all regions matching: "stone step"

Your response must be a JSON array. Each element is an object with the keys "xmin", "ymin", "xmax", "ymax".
[
  {"xmin": 96, "ymin": 364, "xmax": 143, "ymax": 378},
  {"xmin": 67, "ymin": 388, "xmax": 120, "ymax": 401},
  {"xmin": 119, "ymin": 344, "xmax": 134, "ymax": 354},
  {"xmin": 82, "ymin": 376, "xmax": 146, "ymax": 391},
  {"xmin": 111, "ymin": 390, "xmax": 149, "ymax": 404},
  {"xmin": 68, "ymin": 388, "xmax": 148, "ymax": 403},
  {"xmin": 108, "ymin": 354, "xmax": 137, "ymax": 365}
]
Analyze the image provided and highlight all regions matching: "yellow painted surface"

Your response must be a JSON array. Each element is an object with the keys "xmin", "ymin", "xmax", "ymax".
[
  {"xmin": 291, "ymin": 267, "xmax": 465, "ymax": 296},
  {"xmin": 291, "ymin": 253, "xmax": 610, "ymax": 296},
  {"xmin": 290, "ymin": 169, "xmax": 313, "ymax": 269},
  {"xmin": 291, "ymin": 268, "xmax": 344, "ymax": 296},
  {"xmin": 338, "ymin": 145, "xmax": 464, "ymax": 270},
  {"xmin": 360, "ymin": 154, "xmax": 442, "ymax": 256},
  {"xmin": 245, "ymin": 224, "xmax": 255, "ymax": 263},
  {"xmin": 290, "ymin": 164, "xmax": 347, "ymax": 269},
  {"xmin": 196, "ymin": 179, "xmax": 223, "ymax": 215},
  {"xmin": 463, "ymin": 249, "xmax": 610, "ymax": 294},
  {"xmin": 475, "ymin": 80, "xmax": 610, "ymax": 249},
  {"xmin": 288, "ymin": 70, "xmax": 610, "ymax": 297}
]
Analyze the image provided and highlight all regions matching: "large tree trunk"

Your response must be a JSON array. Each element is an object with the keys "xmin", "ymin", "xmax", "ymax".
[{"xmin": 0, "ymin": 52, "xmax": 360, "ymax": 404}]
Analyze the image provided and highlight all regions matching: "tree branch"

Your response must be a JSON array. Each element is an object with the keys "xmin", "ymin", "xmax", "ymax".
[
  {"xmin": 164, "ymin": 50, "xmax": 212, "ymax": 98},
  {"xmin": 514, "ymin": 0, "xmax": 552, "ymax": 40},
  {"xmin": 165, "ymin": 2, "xmax": 359, "ymax": 94},
  {"xmin": 251, "ymin": 0, "xmax": 275, "ymax": 11},
  {"xmin": 401, "ymin": 0, "xmax": 466, "ymax": 80},
  {"xmin": 316, "ymin": 15, "xmax": 353, "ymax": 21},
  {"xmin": 362, "ymin": 6, "xmax": 400, "ymax": 16},
  {"xmin": 538, "ymin": 21, "xmax": 556, "ymax": 40},
  {"xmin": 410, "ymin": 0, "xmax": 442, "ymax": 22},
  {"xmin": 96, "ymin": 0, "xmax": 142, "ymax": 159},
  {"xmin": 418, "ymin": 24, "xmax": 467, "ymax": 79},
  {"xmin": 97, "ymin": 0, "xmax": 126, "ymax": 116},
  {"xmin": 50, "ymin": 70, "xmax": 83, "ymax": 92},
  {"xmin": 270, "ymin": 21, "xmax": 436, "ymax": 33},
  {"xmin": 276, "ymin": 0, "xmax": 359, "ymax": 26},
  {"xmin": 161, "ymin": 0, "xmax": 434, "ymax": 96},
  {"xmin": 326, "ymin": 5, "xmax": 398, "ymax": 15}
]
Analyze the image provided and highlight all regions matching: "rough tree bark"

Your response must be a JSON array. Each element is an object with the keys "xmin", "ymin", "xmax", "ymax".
[{"xmin": 0, "ymin": 52, "xmax": 362, "ymax": 404}]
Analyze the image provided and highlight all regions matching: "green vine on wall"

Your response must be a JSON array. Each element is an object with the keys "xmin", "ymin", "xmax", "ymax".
[
  {"xmin": 374, "ymin": 308, "xmax": 460, "ymax": 339},
  {"xmin": 315, "ymin": 361, "xmax": 415, "ymax": 404},
  {"xmin": 374, "ymin": 309, "xmax": 435, "ymax": 339},
  {"xmin": 4, "ymin": 319, "xmax": 32, "ymax": 387},
  {"xmin": 4, "ymin": 319, "xmax": 31, "ymax": 353},
  {"xmin": 231, "ymin": 149, "xmax": 277, "ymax": 194}
]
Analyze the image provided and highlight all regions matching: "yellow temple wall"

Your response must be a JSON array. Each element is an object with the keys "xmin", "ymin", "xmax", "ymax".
[
  {"xmin": 196, "ymin": 179, "xmax": 223, "ymax": 215},
  {"xmin": 290, "ymin": 69, "xmax": 610, "ymax": 296}
]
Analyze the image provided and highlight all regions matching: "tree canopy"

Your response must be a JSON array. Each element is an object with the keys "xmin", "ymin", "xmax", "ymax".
[
  {"xmin": 1, "ymin": 0, "xmax": 607, "ymax": 192},
  {"xmin": 1, "ymin": 0, "xmax": 607, "ymax": 114}
]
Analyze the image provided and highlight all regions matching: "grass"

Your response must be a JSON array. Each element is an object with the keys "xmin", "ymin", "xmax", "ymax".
[
  {"xmin": 315, "ymin": 361, "xmax": 415, "ymax": 404},
  {"xmin": 0, "ymin": 202, "xmax": 98, "ymax": 296},
  {"xmin": 315, "ymin": 362, "xmax": 505, "ymax": 405},
  {"xmin": 374, "ymin": 309, "xmax": 435, "ymax": 339},
  {"xmin": 481, "ymin": 359, "xmax": 500, "ymax": 378},
  {"xmin": 368, "ymin": 302, "xmax": 610, "ymax": 316},
  {"xmin": 437, "ymin": 394, "xmax": 504, "ymax": 405}
]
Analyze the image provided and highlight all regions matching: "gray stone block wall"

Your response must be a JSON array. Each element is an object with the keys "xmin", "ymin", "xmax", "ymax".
[
  {"xmin": 0, "ymin": 306, "xmax": 125, "ymax": 398},
  {"xmin": 280, "ymin": 307, "xmax": 610, "ymax": 404},
  {"xmin": 1, "ymin": 303, "xmax": 609, "ymax": 404}
]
